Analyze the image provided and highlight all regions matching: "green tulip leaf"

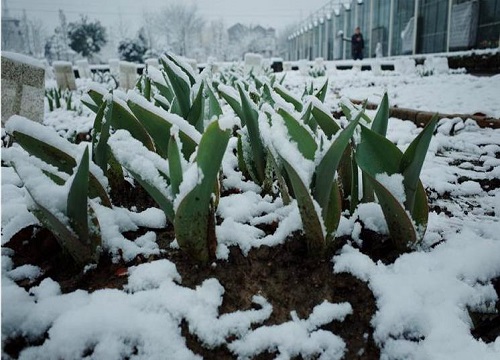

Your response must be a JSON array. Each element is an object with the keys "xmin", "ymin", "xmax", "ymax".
[
  {"xmin": 168, "ymin": 134, "xmax": 183, "ymax": 197},
  {"xmin": 219, "ymin": 86, "xmax": 244, "ymax": 125},
  {"xmin": 127, "ymin": 95, "xmax": 199, "ymax": 160},
  {"xmin": 341, "ymin": 101, "xmax": 372, "ymax": 123},
  {"xmin": 400, "ymin": 115, "xmax": 438, "ymax": 214},
  {"xmin": 313, "ymin": 114, "xmax": 361, "ymax": 217},
  {"xmin": 153, "ymin": 72, "xmax": 175, "ymax": 104},
  {"xmin": 160, "ymin": 56, "xmax": 192, "ymax": 118},
  {"xmin": 13, "ymin": 162, "xmax": 100, "ymax": 266},
  {"xmin": 92, "ymin": 97, "xmax": 112, "ymax": 174},
  {"xmin": 126, "ymin": 167, "xmax": 175, "ymax": 223},
  {"xmin": 311, "ymin": 104, "xmax": 341, "ymax": 138},
  {"xmin": 11, "ymin": 130, "xmax": 111, "ymax": 207},
  {"xmin": 67, "ymin": 147, "xmax": 91, "ymax": 245},
  {"xmin": 356, "ymin": 125, "xmax": 403, "ymax": 175},
  {"xmin": 356, "ymin": 125, "xmax": 423, "ymax": 249},
  {"xmin": 164, "ymin": 53, "xmax": 197, "ymax": 86},
  {"xmin": 174, "ymin": 120, "xmax": 231, "ymax": 263},
  {"xmin": 314, "ymin": 79, "xmax": 328, "ymax": 103},
  {"xmin": 273, "ymin": 84, "xmax": 303, "ymax": 112},
  {"xmin": 87, "ymin": 88, "xmax": 155, "ymax": 153},
  {"xmin": 108, "ymin": 131, "xmax": 175, "ymax": 223},
  {"xmin": 278, "ymin": 108, "xmax": 317, "ymax": 161},
  {"xmin": 361, "ymin": 170, "xmax": 418, "ymax": 250},
  {"xmin": 301, "ymin": 102, "xmax": 317, "ymax": 132},
  {"xmin": 412, "ymin": 180, "xmax": 430, "ymax": 231},
  {"xmin": 280, "ymin": 157, "xmax": 325, "ymax": 254},
  {"xmin": 81, "ymin": 98, "xmax": 100, "ymax": 113},
  {"xmin": 324, "ymin": 180, "xmax": 342, "ymax": 241},
  {"xmin": 361, "ymin": 93, "xmax": 389, "ymax": 204},
  {"xmin": 187, "ymin": 81, "xmax": 205, "ymax": 132},
  {"xmin": 238, "ymin": 83, "xmax": 266, "ymax": 183},
  {"xmin": 206, "ymin": 81, "xmax": 223, "ymax": 119},
  {"xmin": 371, "ymin": 92, "xmax": 389, "ymax": 137}
]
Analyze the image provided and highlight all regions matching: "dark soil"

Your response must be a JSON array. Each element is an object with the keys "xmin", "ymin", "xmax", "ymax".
[
  {"xmin": 471, "ymin": 276, "xmax": 500, "ymax": 343},
  {"xmin": 3, "ymin": 175, "xmax": 499, "ymax": 359},
  {"xmin": 171, "ymin": 239, "xmax": 379, "ymax": 359},
  {"xmin": 5, "ymin": 214, "xmax": 500, "ymax": 359},
  {"xmin": 4, "ymin": 223, "xmax": 380, "ymax": 359}
]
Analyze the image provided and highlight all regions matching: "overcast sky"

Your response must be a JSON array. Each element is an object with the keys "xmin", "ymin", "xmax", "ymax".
[{"xmin": 6, "ymin": 0, "xmax": 331, "ymax": 35}]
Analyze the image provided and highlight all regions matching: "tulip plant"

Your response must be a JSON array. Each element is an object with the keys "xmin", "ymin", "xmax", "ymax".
[{"xmin": 3, "ymin": 52, "xmax": 437, "ymax": 267}]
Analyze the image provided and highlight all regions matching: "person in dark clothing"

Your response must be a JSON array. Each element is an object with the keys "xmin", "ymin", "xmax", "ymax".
[{"xmin": 351, "ymin": 27, "xmax": 364, "ymax": 60}]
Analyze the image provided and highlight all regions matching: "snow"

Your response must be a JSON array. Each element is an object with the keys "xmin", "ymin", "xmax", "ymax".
[
  {"xmin": 218, "ymin": 111, "xmax": 240, "ymax": 130},
  {"xmin": 324, "ymin": 71, "xmax": 500, "ymax": 118},
  {"xmin": 375, "ymin": 173, "xmax": 406, "ymax": 205},
  {"xmin": 336, "ymin": 203, "xmax": 389, "ymax": 245},
  {"xmin": 2, "ymin": 61, "xmax": 500, "ymax": 359},
  {"xmin": 92, "ymin": 201, "xmax": 166, "ymax": 262},
  {"xmin": 164, "ymin": 53, "xmax": 197, "ymax": 83},
  {"xmin": 218, "ymin": 83, "xmax": 241, "ymax": 119},
  {"xmin": 264, "ymin": 111, "xmax": 315, "ymax": 187},
  {"xmin": 173, "ymin": 163, "xmax": 204, "ymax": 211},
  {"xmin": 1, "ymin": 165, "xmax": 39, "ymax": 244},
  {"xmin": 3, "ymin": 146, "xmax": 71, "ymax": 227},
  {"xmin": 229, "ymin": 301, "xmax": 352, "ymax": 359},
  {"xmin": 334, "ymin": 228, "xmax": 500, "ymax": 359},
  {"xmin": 7, "ymin": 259, "xmax": 277, "ymax": 360},
  {"xmin": 221, "ymin": 137, "xmax": 261, "ymax": 193},
  {"xmin": 216, "ymin": 195, "xmax": 302, "ymax": 257},
  {"xmin": 108, "ymin": 129, "xmax": 171, "ymax": 201},
  {"xmin": 43, "ymin": 108, "xmax": 95, "ymax": 140},
  {"xmin": 146, "ymin": 66, "xmax": 167, "ymax": 86},
  {"xmin": 6, "ymin": 264, "xmax": 42, "ymax": 282},
  {"xmin": 1, "ymin": 51, "xmax": 45, "ymax": 69},
  {"xmin": 6, "ymin": 115, "xmax": 82, "ymax": 160}
]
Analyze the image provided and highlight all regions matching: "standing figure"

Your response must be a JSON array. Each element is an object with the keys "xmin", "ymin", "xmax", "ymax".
[{"xmin": 351, "ymin": 27, "xmax": 364, "ymax": 60}]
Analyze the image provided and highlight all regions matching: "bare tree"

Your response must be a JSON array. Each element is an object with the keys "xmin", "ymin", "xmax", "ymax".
[
  {"xmin": 20, "ymin": 10, "xmax": 31, "ymax": 54},
  {"xmin": 46, "ymin": 9, "xmax": 72, "ymax": 61},
  {"xmin": 203, "ymin": 19, "xmax": 228, "ymax": 61},
  {"xmin": 142, "ymin": 12, "xmax": 157, "ymax": 54},
  {"xmin": 150, "ymin": 3, "xmax": 205, "ymax": 58},
  {"xmin": 227, "ymin": 26, "xmax": 277, "ymax": 60},
  {"xmin": 2, "ymin": 6, "xmax": 46, "ymax": 57},
  {"xmin": 28, "ymin": 18, "xmax": 47, "ymax": 58},
  {"xmin": 276, "ymin": 23, "xmax": 298, "ymax": 58}
]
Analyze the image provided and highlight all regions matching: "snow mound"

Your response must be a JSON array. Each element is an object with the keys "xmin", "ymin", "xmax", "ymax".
[{"xmin": 334, "ymin": 228, "xmax": 500, "ymax": 360}]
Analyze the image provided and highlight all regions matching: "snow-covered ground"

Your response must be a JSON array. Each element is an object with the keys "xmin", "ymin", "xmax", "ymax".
[
  {"xmin": 2, "ymin": 68, "xmax": 500, "ymax": 359},
  {"xmin": 331, "ymin": 72, "xmax": 500, "ymax": 118}
]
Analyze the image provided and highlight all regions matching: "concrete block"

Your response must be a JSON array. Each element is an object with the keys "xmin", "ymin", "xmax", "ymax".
[
  {"xmin": 424, "ymin": 56, "xmax": 449, "ymax": 75},
  {"xmin": 109, "ymin": 58, "xmax": 120, "ymax": 76},
  {"xmin": 53, "ymin": 61, "xmax": 77, "ymax": 90},
  {"xmin": 119, "ymin": 61, "xmax": 138, "ymax": 90},
  {"xmin": 244, "ymin": 53, "xmax": 263, "ymax": 75},
  {"xmin": 145, "ymin": 58, "xmax": 159, "ymax": 69},
  {"xmin": 1, "ymin": 52, "xmax": 45, "ymax": 125},
  {"xmin": 394, "ymin": 58, "xmax": 416, "ymax": 75},
  {"xmin": 298, "ymin": 59, "xmax": 310, "ymax": 75},
  {"xmin": 371, "ymin": 59, "xmax": 382, "ymax": 75},
  {"xmin": 76, "ymin": 59, "xmax": 92, "ymax": 79}
]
